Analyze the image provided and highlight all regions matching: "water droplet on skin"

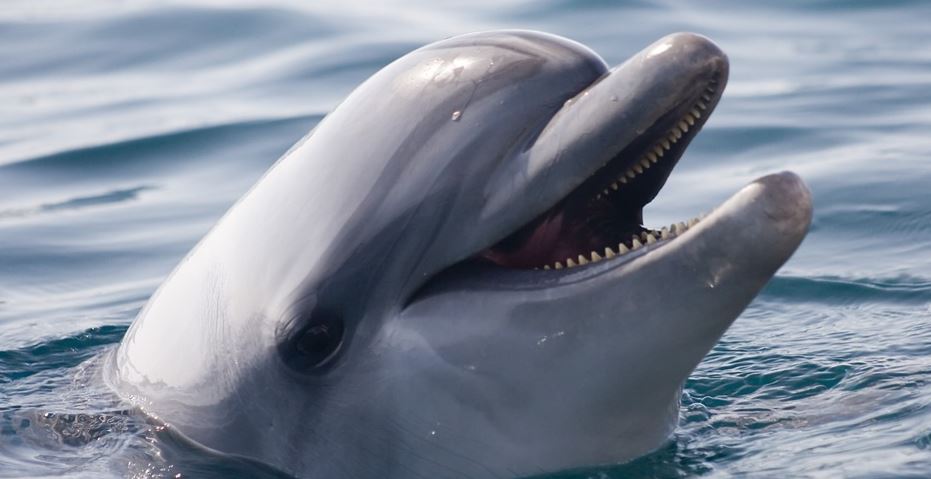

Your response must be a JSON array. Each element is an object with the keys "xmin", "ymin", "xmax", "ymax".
[{"xmin": 451, "ymin": 110, "xmax": 462, "ymax": 121}]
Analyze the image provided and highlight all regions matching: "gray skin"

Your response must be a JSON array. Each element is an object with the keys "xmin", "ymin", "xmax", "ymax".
[{"xmin": 107, "ymin": 31, "xmax": 812, "ymax": 478}]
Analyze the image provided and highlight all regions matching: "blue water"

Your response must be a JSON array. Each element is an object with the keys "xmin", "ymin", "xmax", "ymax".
[{"xmin": 3, "ymin": 1, "xmax": 931, "ymax": 477}]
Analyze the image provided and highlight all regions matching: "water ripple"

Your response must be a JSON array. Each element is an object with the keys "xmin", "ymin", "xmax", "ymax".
[
  {"xmin": 3, "ymin": 0, "xmax": 931, "ymax": 477},
  {"xmin": 761, "ymin": 275, "xmax": 931, "ymax": 304},
  {"xmin": 0, "ymin": 186, "xmax": 155, "ymax": 221}
]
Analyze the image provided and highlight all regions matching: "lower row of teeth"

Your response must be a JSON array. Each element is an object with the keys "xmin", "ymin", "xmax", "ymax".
[{"xmin": 542, "ymin": 216, "xmax": 702, "ymax": 270}]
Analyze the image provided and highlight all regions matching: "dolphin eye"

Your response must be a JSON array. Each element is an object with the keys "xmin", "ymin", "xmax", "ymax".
[{"xmin": 280, "ymin": 314, "xmax": 345, "ymax": 372}]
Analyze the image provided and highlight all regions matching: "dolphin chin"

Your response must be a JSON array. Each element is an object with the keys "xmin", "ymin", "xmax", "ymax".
[{"xmin": 108, "ymin": 30, "xmax": 812, "ymax": 478}]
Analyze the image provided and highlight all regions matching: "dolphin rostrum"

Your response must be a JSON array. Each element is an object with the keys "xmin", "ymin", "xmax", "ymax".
[{"xmin": 108, "ymin": 31, "xmax": 812, "ymax": 478}]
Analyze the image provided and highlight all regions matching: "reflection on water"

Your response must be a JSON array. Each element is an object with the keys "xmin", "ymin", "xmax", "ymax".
[{"xmin": 3, "ymin": 0, "xmax": 931, "ymax": 476}]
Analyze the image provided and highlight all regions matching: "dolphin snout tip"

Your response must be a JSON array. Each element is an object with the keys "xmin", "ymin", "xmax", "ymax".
[
  {"xmin": 662, "ymin": 31, "xmax": 716, "ymax": 46},
  {"xmin": 661, "ymin": 32, "xmax": 727, "ymax": 57},
  {"xmin": 754, "ymin": 171, "xmax": 813, "ymax": 241},
  {"xmin": 650, "ymin": 32, "xmax": 729, "ymax": 77}
]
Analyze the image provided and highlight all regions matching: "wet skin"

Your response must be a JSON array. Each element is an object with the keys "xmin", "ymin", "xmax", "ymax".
[{"xmin": 108, "ymin": 31, "xmax": 812, "ymax": 478}]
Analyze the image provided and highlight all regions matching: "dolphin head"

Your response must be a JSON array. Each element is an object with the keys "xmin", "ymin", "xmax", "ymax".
[{"xmin": 111, "ymin": 31, "xmax": 811, "ymax": 477}]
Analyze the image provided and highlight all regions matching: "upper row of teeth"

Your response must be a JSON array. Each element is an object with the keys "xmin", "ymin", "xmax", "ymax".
[
  {"xmin": 541, "ymin": 217, "xmax": 702, "ymax": 270},
  {"xmin": 598, "ymin": 83, "xmax": 717, "ymax": 199}
]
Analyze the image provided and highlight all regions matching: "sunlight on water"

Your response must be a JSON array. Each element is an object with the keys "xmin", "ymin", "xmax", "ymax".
[{"xmin": 2, "ymin": 0, "xmax": 931, "ymax": 477}]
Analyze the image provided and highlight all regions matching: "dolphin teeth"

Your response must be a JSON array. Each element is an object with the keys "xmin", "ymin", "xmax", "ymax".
[
  {"xmin": 604, "ymin": 247, "xmax": 616, "ymax": 258},
  {"xmin": 691, "ymin": 108, "xmax": 701, "ymax": 118},
  {"xmin": 701, "ymin": 94, "xmax": 712, "ymax": 102},
  {"xmin": 619, "ymin": 176, "xmax": 628, "ymax": 184},
  {"xmin": 640, "ymin": 157, "xmax": 651, "ymax": 169},
  {"xmin": 618, "ymin": 243, "xmax": 630, "ymax": 254},
  {"xmin": 633, "ymin": 164, "xmax": 643, "ymax": 174},
  {"xmin": 577, "ymin": 255, "xmax": 589, "ymax": 265},
  {"xmin": 673, "ymin": 128, "xmax": 683, "ymax": 140},
  {"xmin": 685, "ymin": 115, "xmax": 695, "ymax": 126},
  {"xmin": 674, "ymin": 222, "xmax": 687, "ymax": 235},
  {"xmin": 646, "ymin": 152, "xmax": 658, "ymax": 164},
  {"xmin": 631, "ymin": 238, "xmax": 643, "ymax": 250},
  {"xmin": 610, "ymin": 182, "xmax": 620, "ymax": 191},
  {"xmin": 667, "ymin": 132, "xmax": 678, "ymax": 143},
  {"xmin": 661, "ymin": 139, "xmax": 671, "ymax": 150},
  {"xmin": 591, "ymin": 251, "xmax": 602, "ymax": 262},
  {"xmin": 697, "ymin": 101, "xmax": 707, "ymax": 110},
  {"xmin": 688, "ymin": 217, "xmax": 700, "ymax": 227},
  {"xmin": 678, "ymin": 120, "xmax": 689, "ymax": 132},
  {"xmin": 555, "ymin": 261, "xmax": 564, "ymax": 269},
  {"xmin": 566, "ymin": 258, "xmax": 577, "ymax": 267},
  {"xmin": 640, "ymin": 231, "xmax": 650, "ymax": 241},
  {"xmin": 626, "ymin": 169, "xmax": 637, "ymax": 179},
  {"xmin": 646, "ymin": 233, "xmax": 657, "ymax": 244},
  {"xmin": 661, "ymin": 227, "xmax": 670, "ymax": 239},
  {"xmin": 652, "ymin": 145, "xmax": 664, "ymax": 157},
  {"xmin": 543, "ymin": 265, "xmax": 551, "ymax": 270}
]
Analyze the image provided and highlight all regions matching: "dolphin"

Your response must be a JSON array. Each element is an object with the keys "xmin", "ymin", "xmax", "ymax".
[{"xmin": 107, "ymin": 31, "xmax": 812, "ymax": 478}]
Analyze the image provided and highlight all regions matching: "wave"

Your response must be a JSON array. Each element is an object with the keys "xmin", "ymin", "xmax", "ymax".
[
  {"xmin": 0, "ymin": 186, "xmax": 155, "ymax": 221},
  {"xmin": 0, "ymin": 325, "xmax": 125, "ymax": 383},
  {"xmin": 0, "ymin": 114, "xmax": 320, "ymax": 174},
  {"xmin": 761, "ymin": 274, "xmax": 931, "ymax": 304}
]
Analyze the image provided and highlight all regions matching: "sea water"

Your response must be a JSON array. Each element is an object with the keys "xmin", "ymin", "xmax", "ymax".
[{"xmin": 3, "ymin": 0, "xmax": 931, "ymax": 477}]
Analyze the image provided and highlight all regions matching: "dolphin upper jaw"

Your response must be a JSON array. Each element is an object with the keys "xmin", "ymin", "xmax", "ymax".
[{"xmin": 484, "ymin": 32, "xmax": 728, "ymax": 225}]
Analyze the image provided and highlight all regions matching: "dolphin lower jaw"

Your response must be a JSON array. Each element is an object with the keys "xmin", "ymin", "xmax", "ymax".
[{"xmin": 394, "ymin": 172, "xmax": 811, "ymax": 477}]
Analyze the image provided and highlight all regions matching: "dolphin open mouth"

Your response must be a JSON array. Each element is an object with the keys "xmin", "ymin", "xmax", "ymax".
[{"xmin": 479, "ymin": 71, "xmax": 725, "ymax": 271}]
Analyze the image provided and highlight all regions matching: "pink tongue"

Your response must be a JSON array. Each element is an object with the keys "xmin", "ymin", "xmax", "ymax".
[{"xmin": 480, "ymin": 211, "xmax": 607, "ymax": 269}]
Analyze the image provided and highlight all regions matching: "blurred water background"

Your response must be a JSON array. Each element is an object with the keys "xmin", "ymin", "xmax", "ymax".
[{"xmin": 3, "ymin": 0, "xmax": 931, "ymax": 477}]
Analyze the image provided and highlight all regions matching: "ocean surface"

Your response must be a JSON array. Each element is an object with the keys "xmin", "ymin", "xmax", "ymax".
[{"xmin": 2, "ymin": 0, "xmax": 931, "ymax": 477}]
